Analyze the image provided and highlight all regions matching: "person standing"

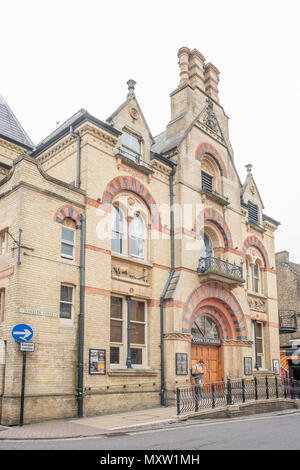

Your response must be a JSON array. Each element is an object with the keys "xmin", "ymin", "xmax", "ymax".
[{"xmin": 192, "ymin": 359, "xmax": 205, "ymax": 397}]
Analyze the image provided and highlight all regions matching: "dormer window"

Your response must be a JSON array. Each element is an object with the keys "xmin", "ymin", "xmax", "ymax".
[
  {"xmin": 122, "ymin": 131, "xmax": 141, "ymax": 163},
  {"xmin": 248, "ymin": 202, "xmax": 259, "ymax": 224}
]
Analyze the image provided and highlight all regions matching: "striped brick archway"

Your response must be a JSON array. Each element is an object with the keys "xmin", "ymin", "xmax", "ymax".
[
  {"xmin": 193, "ymin": 208, "xmax": 233, "ymax": 249},
  {"xmin": 195, "ymin": 142, "xmax": 228, "ymax": 178},
  {"xmin": 101, "ymin": 175, "xmax": 161, "ymax": 229},
  {"xmin": 242, "ymin": 236, "xmax": 270, "ymax": 269},
  {"xmin": 54, "ymin": 205, "xmax": 82, "ymax": 229},
  {"xmin": 182, "ymin": 282, "xmax": 247, "ymax": 340}
]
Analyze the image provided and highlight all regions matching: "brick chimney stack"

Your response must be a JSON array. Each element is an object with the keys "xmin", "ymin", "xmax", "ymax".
[
  {"xmin": 167, "ymin": 47, "xmax": 221, "ymax": 139},
  {"xmin": 177, "ymin": 47, "xmax": 190, "ymax": 85},
  {"xmin": 188, "ymin": 49, "xmax": 206, "ymax": 91},
  {"xmin": 204, "ymin": 62, "xmax": 220, "ymax": 103}
]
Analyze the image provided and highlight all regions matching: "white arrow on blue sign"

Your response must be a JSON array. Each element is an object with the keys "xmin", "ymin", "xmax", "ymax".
[{"xmin": 12, "ymin": 324, "xmax": 33, "ymax": 343}]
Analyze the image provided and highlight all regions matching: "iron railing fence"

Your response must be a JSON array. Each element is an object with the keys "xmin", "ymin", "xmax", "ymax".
[
  {"xmin": 197, "ymin": 256, "xmax": 244, "ymax": 280},
  {"xmin": 176, "ymin": 377, "xmax": 300, "ymax": 415}
]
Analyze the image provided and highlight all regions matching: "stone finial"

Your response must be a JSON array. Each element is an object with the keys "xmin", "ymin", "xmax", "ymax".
[
  {"xmin": 245, "ymin": 164, "xmax": 253, "ymax": 174},
  {"xmin": 127, "ymin": 79, "xmax": 136, "ymax": 99},
  {"xmin": 177, "ymin": 47, "xmax": 190, "ymax": 86}
]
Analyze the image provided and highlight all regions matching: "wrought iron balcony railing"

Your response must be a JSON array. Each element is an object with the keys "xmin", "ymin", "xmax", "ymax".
[
  {"xmin": 279, "ymin": 310, "xmax": 298, "ymax": 334},
  {"xmin": 197, "ymin": 256, "xmax": 244, "ymax": 281}
]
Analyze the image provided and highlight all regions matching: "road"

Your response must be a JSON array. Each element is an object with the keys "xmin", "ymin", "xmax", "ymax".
[{"xmin": 0, "ymin": 410, "xmax": 299, "ymax": 453}]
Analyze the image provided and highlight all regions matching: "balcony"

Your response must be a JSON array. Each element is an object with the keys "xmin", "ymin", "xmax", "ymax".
[
  {"xmin": 197, "ymin": 256, "xmax": 245, "ymax": 286},
  {"xmin": 279, "ymin": 311, "xmax": 298, "ymax": 334},
  {"xmin": 115, "ymin": 147, "xmax": 154, "ymax": 175}
]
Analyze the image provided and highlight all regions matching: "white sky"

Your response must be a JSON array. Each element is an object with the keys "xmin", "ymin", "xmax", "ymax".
[{"xmin": 1, "ymin": 0, "xmax": 300, "ymax": 262}]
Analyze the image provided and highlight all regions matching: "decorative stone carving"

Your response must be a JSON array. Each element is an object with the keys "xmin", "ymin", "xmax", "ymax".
[
  {"xmin": 112, "ymin": 262, "xmax": 150, "ymax": 285},
  {"xmin": 247, "ymin": 295, "xmax": 266, "ymax": 313}
]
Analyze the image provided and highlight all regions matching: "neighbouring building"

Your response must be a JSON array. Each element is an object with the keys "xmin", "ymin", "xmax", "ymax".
[
  {"xmin": 275, "ymin": 251, "xmax": 300, "ymax": 380},
  {"xmin": 0, "ymin": 47, "xmax": 281, "ymax": 425}
]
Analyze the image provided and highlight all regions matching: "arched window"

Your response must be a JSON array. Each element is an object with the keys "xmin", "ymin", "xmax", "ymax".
[
  {"xmin": 129, "ymin": 213, "xmax": 145, "ymax": 259},
  {"xmin": 191, "ymin": 315, "xmax": 220, "ymax": 344},
  {"xmin": 111, "ymin": 205, "xmax": 123, "ymax": 254},
  {"xmin": 200, "ymin": 232, "xmax": 213, "ymax": 258},
  {"xmin": 111, "ymin": 195, "xmax": 148, "ymax": 261}
]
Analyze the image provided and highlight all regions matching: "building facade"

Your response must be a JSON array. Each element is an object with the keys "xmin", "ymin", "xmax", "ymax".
[
  {"xmin": 0, "ymin": 47, "xmax": 281, "ymax": 425},
  {"xmin": 275, "ymin": 251, "xmax": 300, "ymax": 380}
]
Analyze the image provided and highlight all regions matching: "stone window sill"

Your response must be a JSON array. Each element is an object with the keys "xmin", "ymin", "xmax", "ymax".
[{"xmin": 108, "ymin": 368, "xmax": 158, "ymax": 377}]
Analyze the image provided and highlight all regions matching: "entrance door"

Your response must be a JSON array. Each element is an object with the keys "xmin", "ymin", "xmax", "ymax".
[
  {"xmin": 191, "ymin": 314, "xmax": 223, "ymax": 384},
  {"xmin": 191, "ymin": 344, "xmax": 222, "ymax": 384}
]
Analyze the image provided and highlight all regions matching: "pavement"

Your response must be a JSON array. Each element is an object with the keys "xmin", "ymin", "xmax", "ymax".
[{"xmin": 0, "ymin": 406, "xmax": 179, "ymax": 440}]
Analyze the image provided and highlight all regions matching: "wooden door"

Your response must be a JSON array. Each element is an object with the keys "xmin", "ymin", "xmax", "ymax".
[{"xmin": 191, "ymin": 344, "xmax": 223, "ymax": 384}]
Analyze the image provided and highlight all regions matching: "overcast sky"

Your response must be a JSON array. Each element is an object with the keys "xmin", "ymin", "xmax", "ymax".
[{"xmin": 1, "ymin": 0, "xmax": 300, "ymax": 262}]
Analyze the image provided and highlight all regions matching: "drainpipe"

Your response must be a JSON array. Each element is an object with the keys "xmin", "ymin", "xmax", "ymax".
[
  {"xmin": 77, "ymin": 213, "xmax": 86, "ymax": 417},
  {"xmin": 158, "ymin": 158, "xmax": 177, "ymax": 406},
  {"xmin": 70, "ymin": 126, "xmax": 81, "ymax": 189}
]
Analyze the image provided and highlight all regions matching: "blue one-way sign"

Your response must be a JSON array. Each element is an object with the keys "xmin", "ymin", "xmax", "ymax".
[{"xmin": 12, "ymin": 324, "xmax": 33, "ymax": 343}]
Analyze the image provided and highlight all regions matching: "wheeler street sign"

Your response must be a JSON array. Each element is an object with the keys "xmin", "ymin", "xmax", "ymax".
[{"xmin": 12, "ymin": 324, "xmax": 33, "ymax": 343}]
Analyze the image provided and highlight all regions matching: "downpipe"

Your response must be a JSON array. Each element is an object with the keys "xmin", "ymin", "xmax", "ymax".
[
  {"xmin": 77, "ymin": 213, "xmax": 86, "ymax": 417},
  {"xmin": 70, "ymin": 126, "xmax": 81, "ymax": 189},
  {"xmin": 159, "ymin": 161, "xmax": 176, "ymax": 406}
]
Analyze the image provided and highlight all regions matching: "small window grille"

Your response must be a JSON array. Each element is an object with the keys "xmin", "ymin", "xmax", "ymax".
[
  {"xmin": 201, "ymin": 171, "xmax": 213, "ymax": 191},
  {"xmin": 248, "ymin": 202, "xmax": 259, "ymax": 224}
]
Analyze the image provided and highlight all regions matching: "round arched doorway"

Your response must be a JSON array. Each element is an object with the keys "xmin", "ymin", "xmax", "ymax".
[{"xmin": 191, "ymin": 314, "xmax": 223, "ymax": 384}]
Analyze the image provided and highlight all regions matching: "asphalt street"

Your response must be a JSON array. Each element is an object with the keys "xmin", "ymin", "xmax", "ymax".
[{"xmin": 1, "ymin": 410, "xmax": 300, "ymax": 452}]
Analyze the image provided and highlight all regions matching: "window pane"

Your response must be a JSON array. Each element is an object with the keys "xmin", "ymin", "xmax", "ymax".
[
  {"xmin": 130, "ymin": 215, "xmax": 144, "ymax": 238},
  {"xmin": 256, "ymin": 323, "xmax": 262, "ymax": 338},
  {"xmin": 122, "ymin": 132, "xmax": 141, "ymax": 154},
  {"xmin": 110, "ymin": 347, "xmax": 120, "ymax": 364},
  {"xmin": 61, "ymin": 243, "xmax": 74, "ymax": 257},
  {"xmin": 62, "ymin": 227, "xmax": 74, "ymax": 243},
  {"xmin": 110, "ymin": 320, "xmax": 122, "ymax": 343},
  {"xmin": 131, "ymin": 301, "xmax": 145, "ymax": 322},
  {"xmin": 61, "ymin": 286, "xmax": 73, "ymax": 302},
  {"xmin": 130, "ymin": 322, "xmax": 145, "ymax": 345},
  {"xmin": 60, "ymin": 302, "xmax": 72, "ymax": 319},
  {"xmin": 130, "ymin": 237, "xmax": 144, "ymax": 258},
  {"xmin": 112, "ymin": 206, "xmax": 123, "ymax": 232},
  {"xmin": 257, "ymin": 339, "xmax": 263, "ymax": 354},
  {"xmin": 111, "ymin": 297, "xmax": 122, "ymax": 318},
  {"xmin": 111, "ymin": 232, "xmax": 122, "ymax": 254},
  {"xmin": 131, "ymin": 348, "xmax": 142, "ymax": 365}
]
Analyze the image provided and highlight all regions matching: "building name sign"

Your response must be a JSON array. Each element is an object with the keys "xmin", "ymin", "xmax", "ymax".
[
  {"xmin": 192, "ymin": 337, "xmax": 221, "ymax": 346},
  {"xmin": 19, "ymin": 308, "xmax": 57, "ymax": 318}
]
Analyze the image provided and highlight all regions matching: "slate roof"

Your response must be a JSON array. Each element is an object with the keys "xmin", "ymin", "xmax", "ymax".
[
  {"xmin": 32, "ymin": 108, "xmax": 121, "ymax": 157},
  {"xmin": 0, "ymin": 94, "xmax": 33, "ymax": 149}
]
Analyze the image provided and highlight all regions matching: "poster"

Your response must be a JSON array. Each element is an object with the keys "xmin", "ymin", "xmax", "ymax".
[
  {"xmin": 176, "ymin": 353, "xmax": 188, "ymax": 375},
  {"xmin": 89, "ymin": 349, "xmax": 106, "ymax": 375}
]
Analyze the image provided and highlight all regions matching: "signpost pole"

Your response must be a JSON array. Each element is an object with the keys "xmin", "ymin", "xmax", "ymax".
[{"xmin": 20, "ymin": 350, "xmax": 27, "ymax": 426}]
